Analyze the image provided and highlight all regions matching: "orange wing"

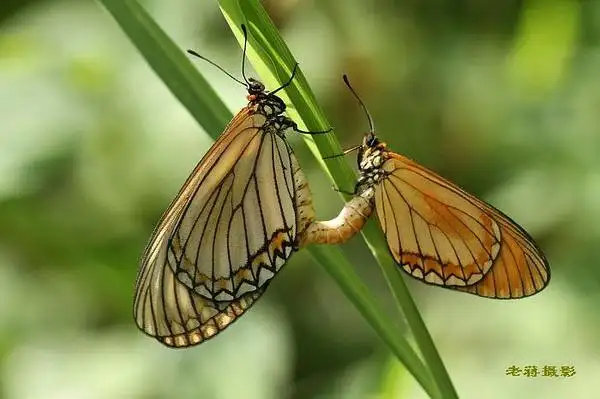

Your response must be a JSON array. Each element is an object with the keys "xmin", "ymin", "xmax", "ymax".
[{"xmin": 374, "ymin": 152, "xmax": 549, "ymax": 298}]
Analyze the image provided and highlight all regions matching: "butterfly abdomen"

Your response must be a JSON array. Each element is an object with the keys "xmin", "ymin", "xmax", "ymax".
[
  {"xmin": 288, "ymin": 152, "xmax": 316, "ymax": 248},
  {"xmin": 299, "ymin": 187, "xmax": 375, "ymax": 246}
]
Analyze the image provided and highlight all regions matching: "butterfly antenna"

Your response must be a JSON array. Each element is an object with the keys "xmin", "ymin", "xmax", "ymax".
[
  {"xmin": 269, "ymin": 63, "xmax": 299, "ymax": 96},
  {"xmin": 186, "ymin": 49, "xmax": 246, "ymax": 87},
  {"xmin": 240, "ymin": 24, "xmax": 251, "ymax": 86},
  {"xmin": 342, "ymin": 74, "xmax": 375, "ymax": 135}
]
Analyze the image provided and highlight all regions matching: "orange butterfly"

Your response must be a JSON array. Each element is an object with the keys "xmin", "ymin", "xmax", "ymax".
[{"xmin": 302, "ymin": 75, "xmax": 550, "ymax": 299}]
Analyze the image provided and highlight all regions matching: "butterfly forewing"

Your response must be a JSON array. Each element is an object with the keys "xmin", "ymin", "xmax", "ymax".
[
  {"xmin": 371, "ymin": 151, "xmax": 549, "ymax": 297},
  {"xmin": 374, "ymin": 152, "xmax": 503, "ymax": 287},
  {"xmin": 137, "ymin": 110, "xmax": 309, "ymax": 300}
]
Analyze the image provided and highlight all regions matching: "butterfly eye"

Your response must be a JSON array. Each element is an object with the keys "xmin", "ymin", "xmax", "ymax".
[
  {"xmin": 247, "ymin": 78, "xmax": 265, "ymax": 94},
  {"xmin": 366, "ymin": 133, "xmax": 379, "ymax": 147}
]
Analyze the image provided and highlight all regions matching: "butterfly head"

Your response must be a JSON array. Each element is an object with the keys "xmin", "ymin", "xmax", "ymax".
[
  {"xmin": 363, "ymin": 132, "xmax": 379, "ymax": 148},
  {"xmin": 359, "ymin": 130, "xmax": 386, "ymax": 163},
  {"xmin": 246, "ymin": 78, "xmax": 266, "ymax": 100},
  {"xmin": 246, "ymin": 83, "xmax": 287, "ymax": 117},
  {"xmin": 244, "ymin": 78, "xmax": 287, "ymax": 117}
]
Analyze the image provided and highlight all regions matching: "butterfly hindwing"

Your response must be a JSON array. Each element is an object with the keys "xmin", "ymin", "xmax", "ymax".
[
  {"xmin": 135, "ymin": 222, "xmax": 266, "ymax": 347},
  {"xmin": 167, "ymin": 119, "xmax": 298, "ymax": 301},
  {"xmin": 374, "ymin": 153, "xmax": 504, "ymax": 287}
]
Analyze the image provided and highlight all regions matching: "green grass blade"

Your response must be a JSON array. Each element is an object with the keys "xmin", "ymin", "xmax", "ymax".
[
  {"xmin": 308, "ymin": 246, "xmax": 436, "ymax": 397},
  {"xmin": 218, "ymin": 1, "xmax": 458, "ymax": 398},
  {"xmin": 361, "ymin": 222, "xmax": 459, "ymax": 399}
]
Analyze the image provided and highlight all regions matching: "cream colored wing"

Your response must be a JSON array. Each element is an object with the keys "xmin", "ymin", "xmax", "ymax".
[
  {"xmin": 135, "ymin": 231, "xmax": 265, "ymax": 347},
  {"xmin": 134, "ymin": 109, "xmax": 317, "ymax": 344},
  {"xmin": 137, "ymin": 110, "xmax": 307, "ymax": 304},
  {"xmin": 167, "ymin": 125, "xmax": 305, "ymax": 301}
]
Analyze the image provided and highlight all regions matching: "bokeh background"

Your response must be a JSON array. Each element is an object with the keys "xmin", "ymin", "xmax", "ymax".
[{"xmin": 2, "ymin": 0, "xmax": 600, "ymax": 398}]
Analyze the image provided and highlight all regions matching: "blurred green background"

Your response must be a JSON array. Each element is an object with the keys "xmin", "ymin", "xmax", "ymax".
[{"xmin": 2, "ymin": 0, "xmax": 600, "ymax": 398}]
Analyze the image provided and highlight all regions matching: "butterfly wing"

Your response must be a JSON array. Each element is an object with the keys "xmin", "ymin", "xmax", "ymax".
[
  {"xmin": 374, "ymin": 152, "xmax": 549, "ymax": 297},
  {"xmin": 168, "ymin": 121, "xmax": 302, "ymax": 301},
  {"xmin": 135, "ymin": 232, "xmax": 266, "ymax": 347},
  {"xmin": 142, "ymin": 109, "xmax": 306, "ymax": 302},
  {"xmin": 453, "ymin": 222, "xmax": 550, "ymax": 298},
  {"xmin": 134, "ymin": 107, "xmax": 316, "ymax": 345}
]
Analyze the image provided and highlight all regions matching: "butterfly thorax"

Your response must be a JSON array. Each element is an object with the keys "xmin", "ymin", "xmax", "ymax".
[
  {"xmin": 248, "ymin": 91, "xmax": 287, "ymax": 118},
  {"xmin": 263, "ymin": 115, "xmax": 298, "ymax": 138},
  {"xmin": 244, "ymin": 78, "xmax": 293, "ymax": 133},
  {"xmin": 355, "ymin": 142, "xmax": 389, "ymax": 195}
]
